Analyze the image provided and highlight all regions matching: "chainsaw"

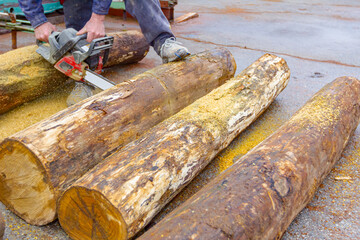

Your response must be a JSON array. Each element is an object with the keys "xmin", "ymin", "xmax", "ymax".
[{"xmin": 36, "ymin": 28, "xmax": 115, "ymax": 90}]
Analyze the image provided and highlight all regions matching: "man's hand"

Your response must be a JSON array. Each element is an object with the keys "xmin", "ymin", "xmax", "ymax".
[
  {"xmin": 77, "ymin": 13, "xmax": 105, "ymax": 42},
  {"xmin": 34, "ymin": 22, "xmax": 57, "ymax": 42}
]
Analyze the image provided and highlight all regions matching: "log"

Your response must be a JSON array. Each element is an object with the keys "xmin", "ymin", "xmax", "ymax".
[
  {"xmin": 0, "ymin": 48, "xmax": 236, "ymax": 225},
  {"xmin": 0, "ymin": 30, "xmax": 149, "ymax": 115},
  {"xmin": 105, "ymin": 31, "xmax": 149, "ymax": 66},
  {"xmin": 138, "ymin": 76, "xmax": 360, "ymax": 240},
  {"xmin": 57, "ymin": 54, "xmax": 290, "ymax": 240}
]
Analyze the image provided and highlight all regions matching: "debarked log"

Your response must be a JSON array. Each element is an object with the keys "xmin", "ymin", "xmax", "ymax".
[
  {"xmin": 0, "ymin": 30, "xmax": 149, "ymax": 115},
  {"xmin": 57, "ymin": 54, "xmax": 290, "ymax": 240},
  {"xmin": 138, "ymin": 77, "xmax": 360, "ymax": 240},
  {"xmin": 0, "ymin": 48, "xmax": 236, "ymax": 225}
]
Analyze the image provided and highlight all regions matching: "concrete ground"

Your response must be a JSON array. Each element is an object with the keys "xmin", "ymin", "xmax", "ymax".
[{"xmin": 0, "ymin": 0, "xmax": 359, "ymax": 239}]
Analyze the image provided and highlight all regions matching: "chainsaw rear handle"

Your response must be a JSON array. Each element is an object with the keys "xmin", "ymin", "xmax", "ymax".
[
  {"xmin": 73, "ymin": 36, "xmax": 114, "ymax": 65},
  {"xmin": 88, "ymin": 35, "xmax": 114, "ymax": 66},
  {"xmin": 88, "ymin": 36, "xmax": 114, "ymax": 54}
]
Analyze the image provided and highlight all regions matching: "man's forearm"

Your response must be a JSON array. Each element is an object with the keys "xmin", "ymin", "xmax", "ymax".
[
  {"xmin": 90, "ymin": 13, "xmax": 105, "ymax": 22},
  {"xmin": 92, "ymin": 0, "xmax": 112, "ymax": 15},
  {"xmin": 18, "ymin": 0, "xmax": 48, "ymax": 28}
]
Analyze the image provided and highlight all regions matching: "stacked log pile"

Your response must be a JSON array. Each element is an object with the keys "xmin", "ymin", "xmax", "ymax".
[
  {"xmin": 139, "ymin": 77, "xmax": 360, "ymax": 240},
  {"xmin": 0, "ymin": 30, "xmax": 149, "ymax": 114},
  {"xmin": 0, "ymin": 48, "xmax": 236, "ymax": 225},
  {"xmin": 57, "ymin": 54, "xmax": 290, "ymax": 240}
]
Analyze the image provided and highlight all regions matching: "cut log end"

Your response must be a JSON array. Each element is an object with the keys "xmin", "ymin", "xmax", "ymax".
[
  {"xmin": 58, "ymin": 187, "xmax": 127, "ymax": 240},
  {"xmin": 0, "ymin": 139, "xmax": 56, "ymax": 225}
]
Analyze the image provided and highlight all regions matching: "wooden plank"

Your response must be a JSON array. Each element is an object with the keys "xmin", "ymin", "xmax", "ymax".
[
  {"xmin": 57, "ymin": 54, "xmax": 290, "ymax": 240},
  {"xmin": 138, "ymin": 77, "xmax": 360, "ymax": 240},
  {"xmin": 0, "ymin": 48, "xmax": 236, "ymax": 225}
]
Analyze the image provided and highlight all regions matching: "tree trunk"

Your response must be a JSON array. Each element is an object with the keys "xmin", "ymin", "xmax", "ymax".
[
  {"xmin": 0, "ymin": 30, "xmax": 149, "ymax": 115},
  {"xmin": 57, "ymin": 54, "xmax": 290, "ymax": 240},
  {"xmin": 138, "ymin": 76, "xmax": 360, "ymax": 240},
  {"xmin": 0, "ymin": 48, "xmax": 236, "ymax": 225}
]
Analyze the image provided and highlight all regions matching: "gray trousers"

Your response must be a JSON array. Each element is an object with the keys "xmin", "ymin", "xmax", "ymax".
[{"xmin": 63, "ymin": 0, "xmax": 174, "ymax": 54}]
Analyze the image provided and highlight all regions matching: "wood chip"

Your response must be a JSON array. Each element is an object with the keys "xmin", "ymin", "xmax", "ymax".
[
  {"xmin": 334, "ymin": 176, "xmax": 353, "ymax": 180},
  {"xmin": 175, "ymin": 12, "xmax": 199, "ymax": 23}
]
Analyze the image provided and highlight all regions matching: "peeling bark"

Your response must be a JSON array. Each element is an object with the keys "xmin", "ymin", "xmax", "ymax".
[
  {"xmin": 0, "ymin": 30, "xmax": 149, "ymax": 114},
  {"xmin": 0, "ymin": 48, "xmax": 235, "ymax": 226},
  {"xmin": 57, "ymin": 54, "xmax": 290, "ymax": 240},
  {"xmin": 138, "ymin": 77, "xmax": 360, "ymax": 240}
]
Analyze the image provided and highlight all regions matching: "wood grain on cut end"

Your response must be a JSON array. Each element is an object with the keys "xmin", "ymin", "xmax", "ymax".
[
  {"xmin": 58, "ymin": 187, "xmax": 127, "ymax": 240},
  {"xmin": 0, "ymin": 139, "xmax": 56, "ymax": 225}
]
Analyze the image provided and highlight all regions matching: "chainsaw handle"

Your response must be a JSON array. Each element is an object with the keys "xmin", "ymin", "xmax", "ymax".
[
  {"xmin": 77, "ymin": 33, "xmax": 88, "ymax": 41},
  {"xmin": 88, "ymin": 36, "xmax": 114, "ymax": 52},
  {"xmin": 73, "ymin": 35, "xmax": 114, "ymax": 64},
  {"xmin": 87, "ymin": 36, "xmax": 113, "ymax": 66}
]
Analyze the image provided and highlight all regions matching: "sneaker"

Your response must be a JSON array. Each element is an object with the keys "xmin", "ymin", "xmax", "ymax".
[
  {"xmin": 160, "ymin": 37, "xmax": 190, "ymax": 63},
  {"xmin": 66, "ymin": 82, "xmax": 95, "ymax": 107}
]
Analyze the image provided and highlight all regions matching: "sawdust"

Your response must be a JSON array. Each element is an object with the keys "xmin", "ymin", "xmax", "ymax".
[
  {"xmin": 332, "ymin": 141, "xmax": 360, "ymax": 180},
  {"xmin": 290, "ymin": 94, "xmax": 340, "ymax": 129},
  {"xmin": 0, "ymin": 45, "xmax": 40, "ymax": 70},
  {"xmin": 0, "ymin": 44, "xmax": 63, "ymax": 89},
  {"xmin": 0, "ymin": 45, "xmax": 69, "ymax": 117},
  {"xmin": 215, "ymin": 113, "xmax": 285, "ymax": 173},
  {"xmin": 19, "ymin": 64, "xmax": 43, "ymax": 77},
  {"xmin": 0, "ymin": 84, "xmax": 72, "ymax": 142}
]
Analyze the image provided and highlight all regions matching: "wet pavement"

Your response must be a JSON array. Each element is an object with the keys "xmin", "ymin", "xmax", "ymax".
[{"xmin": 0, "ymin": 0, "xmax": 359, "ymax": 239}]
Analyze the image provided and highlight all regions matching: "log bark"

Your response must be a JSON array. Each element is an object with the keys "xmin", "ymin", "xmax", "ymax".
[
  {"xmin": 0, "ymin": 48, "xmax": 236, "ymax": 225},
  {"xmin": 57, "ymin": 54, "xmax": 290, "ymax": 240},
  {"xmin": 138, "ymin": 76, "xmax": 360, "ymax": 240},
  {"xmin": 0, "ymin": 212, "xmax": 4, "ymax": 239},
  {"xmin": 105, "ymin": 31, "xmax": 149, "ymax": 66},
  {"xmin": 0, "ymin": 30, "xmax": 149, "ymax": 115}
]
